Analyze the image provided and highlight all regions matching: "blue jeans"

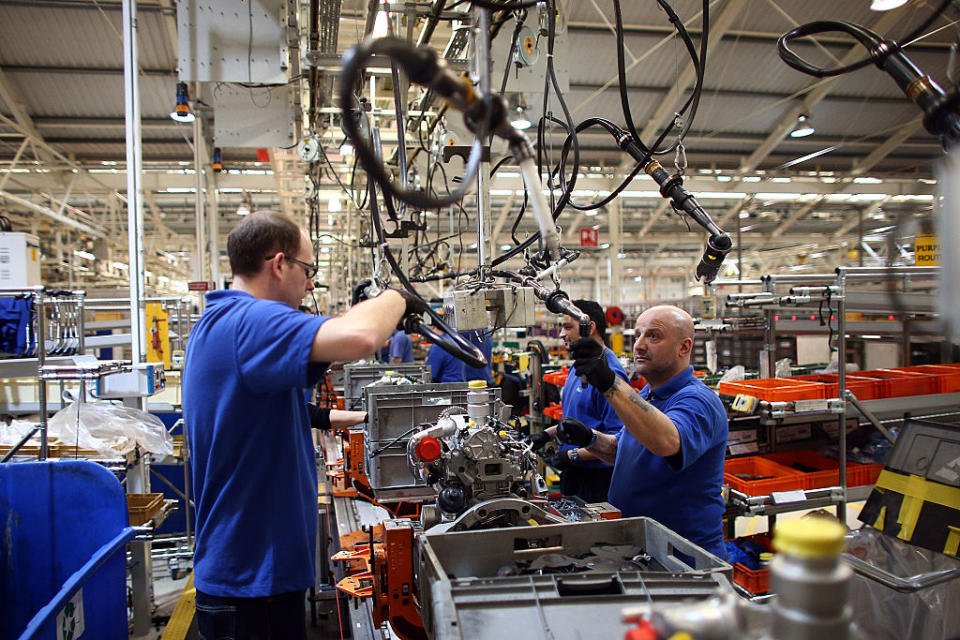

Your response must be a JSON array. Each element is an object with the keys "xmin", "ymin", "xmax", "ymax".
[{"xmin": 195, "ymin": 589, "xmax": 307, "ymax": 640}]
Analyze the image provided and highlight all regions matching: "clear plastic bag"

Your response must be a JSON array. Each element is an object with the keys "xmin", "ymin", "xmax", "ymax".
[
  {"xmin": 0, "ymin": 419, "xmax": 41, "ymax": 447},
  {"xmin": 774, "ymin": 358, "xmax": 793, "ymax": 378},
  {"xmin": 719, "ymin": 365, "xmax": 745, "ymax": 383},
  {"xmin": 48, "ymin": 402, "xmax": 173, "ymax": 456}
]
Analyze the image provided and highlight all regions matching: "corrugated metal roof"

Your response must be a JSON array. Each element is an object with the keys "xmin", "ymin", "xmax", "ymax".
[
  {"xmin": 0, "ymin": 5, "xmax": 174, "ymax": 70},
  {"xmin": 4, "ymin": 72, "xmax": 177, "ymax": 120}
]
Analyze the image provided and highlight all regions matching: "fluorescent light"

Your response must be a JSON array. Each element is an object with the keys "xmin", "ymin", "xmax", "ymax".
[
  {"xmin": 236, "ymin": 203, "xmax": 250, "ymax": 216},
  {"xmin": 634, "ymin": 275, "xmax": 643, "ymax": 282},
  {"xmin": 511, "ymin": 118, "xmax": 532, "ymax": 130},
  {"xmin": 111, "ymin": 261, "xmax": 128, "ymax": 271},
  {"xmin": 73, "ymin": 250, "xmax": 95, "ymax": 261},
  {"xmin": 790, "ymin": 115, "xmax": 815, "ymax": 138},
  {"xmin": 739, "ymin": 211, "xmax": 750, "ymax": 219},
  {"xmin": 871, "ymin": 0, "xmax": 907, "ymax": 9},
  {"xmin": 600, "ymin": 243, "xmax": 610, "ymax": 249},
  {"xmin": 584, "ymin": 209, "xmax": 599, "ymax": 216},
  {"xmin": 328, "ymin": 197, "xmax": 341, "ymax": 212},
  {"xmin": 372, "ymin": 11, "xmax": 389, "ymax": 37}
]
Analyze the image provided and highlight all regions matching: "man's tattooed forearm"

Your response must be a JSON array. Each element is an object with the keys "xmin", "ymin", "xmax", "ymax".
[{"xmin": 604, "ymin": 379, "xmax": 654, "ymax": 412}]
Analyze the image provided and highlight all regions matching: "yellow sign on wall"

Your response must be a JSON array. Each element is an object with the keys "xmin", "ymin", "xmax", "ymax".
[
  {"xmin": 145, "ymin": 302, "xmax": 171, "ymax": 368},
  {"xmin": 915, "ymin": 234, "xmax": 940, "ymax": 265}
]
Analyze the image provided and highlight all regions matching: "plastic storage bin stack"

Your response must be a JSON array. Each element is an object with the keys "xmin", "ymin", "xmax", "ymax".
[
  {"xmin": 717, "ymin": 377, "xmax": 826, "ymax": 401},
  {"xmin": 764, "ymin": 450, "xmax": 883, "ymax": 489},
  {"xmin": 723, "ymin": 456, "xmax": 807, "ymax": 495}
]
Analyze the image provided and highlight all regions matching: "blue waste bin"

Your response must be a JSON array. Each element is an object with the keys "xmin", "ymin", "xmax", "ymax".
[{"xmin": 1, "ymin": 460, "xmax": 134, "ymax": 639}]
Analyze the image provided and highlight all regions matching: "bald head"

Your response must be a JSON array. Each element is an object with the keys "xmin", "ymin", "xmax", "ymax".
[
  {"xmin": 633, "ymin": 305, "xmax": 696, "ymax": 387},
  {"xmin": 640, "ymin": 305, "xmax": 695, "ymax": 341}
]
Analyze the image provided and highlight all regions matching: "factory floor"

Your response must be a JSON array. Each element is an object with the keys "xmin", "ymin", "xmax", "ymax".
[{"xmin": 135, "ymin": 571, "xmax": 348, "ymax": 640}]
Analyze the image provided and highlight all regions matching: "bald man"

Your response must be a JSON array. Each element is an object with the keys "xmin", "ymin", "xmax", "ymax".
[{"xmin": 559, "ymin": 305, "xmax": 728, "ymax": 559}]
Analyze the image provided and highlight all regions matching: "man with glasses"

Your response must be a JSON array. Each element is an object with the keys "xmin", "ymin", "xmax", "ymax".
[{"xmin": 183, "ymin": 211, "xmax": 424, "ymax": 639}]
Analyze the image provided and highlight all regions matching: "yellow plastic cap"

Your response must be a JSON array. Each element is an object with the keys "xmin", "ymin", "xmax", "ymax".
[
  {"xmin": 468, "ymin": 380, "xmax": 488, "ymax": 388},
  {"xmin": 773, "ymin": 518, "xmax": 847, "ymax": 558},
  {"xmin": 759, "ymin": 552, "xmax": 774, "ymax": 561}
]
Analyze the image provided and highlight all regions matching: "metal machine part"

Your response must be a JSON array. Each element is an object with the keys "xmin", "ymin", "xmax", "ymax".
[
  {"xmin": 406, "ymin": 390, "xmax": 545, "ymax": 524},
  {"xmin": 442, "ymin": 286, "xmax": 536, "ymax": 332}
]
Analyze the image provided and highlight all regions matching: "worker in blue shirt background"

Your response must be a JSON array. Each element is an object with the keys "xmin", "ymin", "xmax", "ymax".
[
  {"xmin": 530, "ymin": 300, "xmax": 627, "ymax": 503},
  {"xmin": 389, "ymin": 328, "xmax": 414, "ymax": 363},
  {"xmin": 461, "ymin": 330, "xmax": 494, "ymax": 384},
  {"xmin": 550, "ymin": 305, "xmax": 728, "ymax": 559},
  {"xmin": 426, "ymin": 339, "xmax": 466, "ymax": 383}
]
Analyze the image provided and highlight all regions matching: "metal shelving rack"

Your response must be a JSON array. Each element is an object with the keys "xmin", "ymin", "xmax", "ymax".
[
  {"xmin": 717, "ymin": 266, "xmax": 953, "ymax": 526},
  {"xmin": 0, "ymin": 287, "xmax": 88, "ymax": 461}
]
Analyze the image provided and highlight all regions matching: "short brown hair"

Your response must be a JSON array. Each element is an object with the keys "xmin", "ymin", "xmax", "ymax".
[{"xmin": 227, "ymin": 210, "xmax": 303, "ymax": 277}]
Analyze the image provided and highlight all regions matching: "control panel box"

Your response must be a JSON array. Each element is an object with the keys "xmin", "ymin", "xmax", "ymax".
[
  {"xmin": 0, "ymin": 233, "xmax": 41, "ymax": 288},
  {"xmin": 95, "ymin": 363, "xmax": 166, "ymax": 398}
]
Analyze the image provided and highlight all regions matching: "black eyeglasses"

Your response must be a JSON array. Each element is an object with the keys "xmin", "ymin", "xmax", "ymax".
[{"xmin": 265, "ymin": 253, "xmax": 319, "ymax": 279}]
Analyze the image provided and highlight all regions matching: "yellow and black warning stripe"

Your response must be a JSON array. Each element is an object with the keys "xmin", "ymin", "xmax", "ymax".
[{"xmin": 859, "ymin": 468, "xmax": 960, "ymax": 557}]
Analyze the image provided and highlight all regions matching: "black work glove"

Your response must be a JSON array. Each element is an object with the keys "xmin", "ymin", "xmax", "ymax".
[
  {"xmin": 351, "ymin": 279, "xmax": 378, "ymax": 305},
  {"xmin": 528, "ymin": 431, "xmax": 553, "ymax": 452},
  {"xmin": 548, "ymin": 450, "xmax": 573, "ymax": 471},
  {"xmin": 392, "ymin": 288, "xmax": 428, "ymax": 322},
  {"xmin": 556, "ymin": 417, "xmax": 596, "ymax": 448},
  {"xmin": 570, "ymin": 337, "xmax": 616, "ymax": 394}
]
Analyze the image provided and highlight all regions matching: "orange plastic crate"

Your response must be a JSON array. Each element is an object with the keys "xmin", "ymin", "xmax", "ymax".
[
  {"xmin": 724, "ymin": 456, "xmax": 806, "ymax": 495},
  {"xmin": 790, "ymin": 373, "xmax": 880, "ymax": 400},
  {"xmin": 543, "ymin": 367, "xmax": 569, "ymax": 387},
  {"xmin": 897, "ymin": 365, "xmax": 960, "ymax": 393},
  {"xmin": 543, "ymin": 402, "xmax": 563, "ymax": 420},
  {"xmin": 764, "ymin": 450, "xmax": 883, "ymax": 489},
  {"xmin": 858, "ymin": 369, "xmax": 939, "ymax": 398},
  {"xmin": 718, "ymin": 378, "xmax": 826, "ymax": 402},
  {"xmin": 731, "ymin": 533, "xmax": 773, "ymax": 594}
]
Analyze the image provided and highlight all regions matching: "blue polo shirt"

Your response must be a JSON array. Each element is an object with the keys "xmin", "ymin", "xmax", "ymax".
[
  {"xmin": 389, "ymin": 330, "xmax": 414, "ymax": 362},
  {"xmin": 461, "ymin": 330, "xmax": 493, "ymax": 384},
  {"xmin": 608, "ymin": 366, "xmax": 728, "ymax": 559},
  {"xmin": 183, "ymin": 290, "xmax": 331, "ymax": 597},
  {"xmin": 426, "ymin": 342, "xmax": 465, "ymax": 383},
  {"xmin": 560, "ymin": 347, "xmax": 628, "ymax": 469}
]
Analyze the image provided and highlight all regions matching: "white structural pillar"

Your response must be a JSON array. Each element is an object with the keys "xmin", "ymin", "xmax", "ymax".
[
  {"xmin": 609, "ymin": 197, "xmax": 623, "ymax": 307},
  {"xmin": 122, "ymin": 1, "xmax": 153, "ymax": 636},
  {"xmin": 192, "ymin": 101, "xmax": 207, "ymax": 285},
  {"xmin": 204, "ymin": 139, "xmax": 221, "ymax": 288},
  {"xmin": 122, "ymin": 0, "xmax": 146, "ymax": 365}
]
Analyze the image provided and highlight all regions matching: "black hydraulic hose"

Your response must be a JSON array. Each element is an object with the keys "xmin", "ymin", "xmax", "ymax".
[
  {"xmin": 778, "ymin": 0, "xmax": 951, "ymax": 78},
  {"xmin": 339, "ymin": 37, "xmax": 486, "ymax": 210},
  {"xmin": 614, "ymin": 0, "xmax": 706, "ymax": 155},
  {"xmin": 367, "ymin": 173, "xmax": 486, "ymax": 368}
]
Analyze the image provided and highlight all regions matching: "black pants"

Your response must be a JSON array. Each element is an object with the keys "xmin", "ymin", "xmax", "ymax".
[
  {"xmin": 195, "ymin": 589, "xmax": 307, "ymax": 640},
  {"xmin": 559, "ymin": 466, "xmax": 614, "ymax": 503}
]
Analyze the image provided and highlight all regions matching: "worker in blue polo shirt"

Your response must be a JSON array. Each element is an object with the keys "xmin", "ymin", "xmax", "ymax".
[
  {"xmin": 389, "ymin": 328, "xmax": 414, "ymax": 363},
  {"xmin": 426, "ymin": 340, "xmax": 466, "ymax": 383},
  {"xmin": 531, "ymin": 300, "xmax": 627, "ymax": 503},
  {"xmin": 461, "ymin": 330, "xmax": 494, "ymax": 384},
  {"xmin": 183, "ymin": 211, "xmax": 424, "ymax": 639},
  {"xmin": 555, "ymin": 305, "xmax": 728, "ymax": 559}
]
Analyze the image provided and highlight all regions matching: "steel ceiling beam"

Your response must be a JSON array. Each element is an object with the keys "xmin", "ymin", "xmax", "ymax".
[
  {"xmin": 638, "ymin": 0, "xmax": 748, "ymax": 143},
  {"xmin": 736, "ymin": 10, "xmax": 903, "ymax": 175}
]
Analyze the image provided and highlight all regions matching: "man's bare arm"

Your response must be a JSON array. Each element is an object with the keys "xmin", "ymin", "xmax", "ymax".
[{"xmin": 602, "ymin": 378, "xmax": 680, "ymax": 457}]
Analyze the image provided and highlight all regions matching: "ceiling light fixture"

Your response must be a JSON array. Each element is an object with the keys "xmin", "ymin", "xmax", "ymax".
[
  {"xmin": 870, "ymin": 0, "xmax": 908, "ymax": 10},
  {"xmin": 790, "ymin": 114, "xmax": 815, "ymax": 138},
  {"xmin": 170, "ymin": 81, "xmax": 196, "ymax": 123}
]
